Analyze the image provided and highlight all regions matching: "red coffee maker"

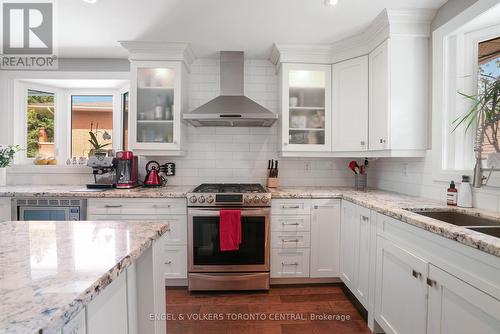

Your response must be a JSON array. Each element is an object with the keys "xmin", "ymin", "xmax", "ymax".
[{"xmin": 115, "ymin": 151, "xmax": 139, "ymax": 189}]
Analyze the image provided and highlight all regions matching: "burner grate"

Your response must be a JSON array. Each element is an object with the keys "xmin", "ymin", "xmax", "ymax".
[{"xmin": 192, "ymin": 183, "xmax": 267, "ymax": 193}]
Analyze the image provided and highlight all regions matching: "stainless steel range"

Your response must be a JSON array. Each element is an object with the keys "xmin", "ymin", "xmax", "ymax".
[{"xmin": 187, "ymin": 183, "xmax": 270, "ymax": 291}]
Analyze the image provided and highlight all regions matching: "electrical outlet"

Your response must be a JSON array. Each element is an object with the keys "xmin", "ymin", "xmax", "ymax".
[
  {"xmin": 304, "ymin": 162, "xmax": 312, "ymax": 173},
  {"xmin": 402, "ymin": 163, "xmax": 408, "ymax": 177}
]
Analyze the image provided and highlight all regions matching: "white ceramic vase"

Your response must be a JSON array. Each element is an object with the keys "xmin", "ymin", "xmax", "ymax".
[{"xmin": 0, "ymin": 167, "xmax": 6, "ymax": 186}]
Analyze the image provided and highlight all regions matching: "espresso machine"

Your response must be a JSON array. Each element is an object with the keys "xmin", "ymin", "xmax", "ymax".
[
  {"xmin": 115, "ymin": 151, "xmax": 139, "ymax": 189},
  {"xmin": 87, "ymin": 152, "xmax": 117, "ymax": 189}
]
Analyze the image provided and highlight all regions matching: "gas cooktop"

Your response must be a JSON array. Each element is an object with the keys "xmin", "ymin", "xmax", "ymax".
[{"xmin": 188, "ymin": 183, "xmax": 270, "ymax": 207}]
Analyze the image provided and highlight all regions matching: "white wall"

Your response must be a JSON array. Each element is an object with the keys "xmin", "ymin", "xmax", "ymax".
[{"xmin": 5, "ymin": 58, "xmax": 355, "ymax": 187}]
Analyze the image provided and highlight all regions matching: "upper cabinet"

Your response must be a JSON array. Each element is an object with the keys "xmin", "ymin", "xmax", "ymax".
[
  {"xmin": 332, "ymin": 55, "xmax": 369, "ymax": 152},
  {"xmin": 280, "ymin": 63, "xmax": 332, "ymax": 152},
  {"xmin": 272, "ymin": 9, "xmax": 433, "ymax": 158},
  {"xmin": 369, "ymin": 37, "xmax": 429, "ymax": 152},
  {"xmin": 120, "ymin": 42, "xmax": 194, "ymax": 156}
]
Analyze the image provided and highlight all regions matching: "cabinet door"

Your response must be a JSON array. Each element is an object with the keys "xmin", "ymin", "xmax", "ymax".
[
  {"xmin": 164, "ymin": 245, "xmax": 187, "ymax": 279},
  {"xmin": 375, "ymin": 236, "xmax": 428, "ymax": 334},
  {"xmin": 130, "ymin": 61, "xmax": 182, "ymax": 151},
  {"xmin": 340, "ymin": 201, "xmax": 357, "ymax": 288},
  {"xmin": 427, "ymin": 264, "xmax": 500, "ymax": 334},
  {"xmin": 354, "ymin": 206, "xmax": 371, "ymax": 307},
  {"xmin": 87, "ymin": 273, "xmax": 128, "ymax": 334},
  {"xmin": 369, "ymin": 39, "xmax": 390, "ymax": 151},
  {"xmin": 310, "ymin": 199, "xmax": 341, "ymax": 278},
  {"xmin": 0, "ymin": 197, "xmax": 11, "ymax": 222},
  {"xmin": 281, "ymin": 63, "xmax": 332, "ymax": 152},
  {"xmin": 332, "ymin": 56, "xmax": 369, "ymax": 151}
]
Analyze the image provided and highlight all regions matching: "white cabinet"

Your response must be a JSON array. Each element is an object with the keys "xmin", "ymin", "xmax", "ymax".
[
  {"xmin": 368, "ymin": 37, "xmax": 428, "ymax": 151},
  {"xmin": 427, "ymin": 264, "xmax": 500, "ymax": 334},
  {"xmin": 374, "ymin": 236, "xmax": 429, "ymax": 334},
  {"xmin": 332, "ymin": 55, "xmax": 369, "ymax": 151},
  {"xmin": 310, "ymin": 199, "xmax": 341, "ymax": 278},
  {"xmin": 271, "ymin": 248, "xmax": 310, "ymax": 278},
  {"xmin": 87, "ymin": 198, "xmax": 188, "ymax": 282},
  {"xmin": 340, "ymin": 201, "xmax": 357, "ymax": 287},
  {"xmin": 87, "ymin": 273, "xmax": 129, "ymax": 334},
  {"xmin": 163, "ymin": 245, "xmax": 188, "ymax": 279},
  {"xmin": 62, "ymin": 308, "xmax": 86, "ymax": 334},
  {"xmin": 0, "ymin": 197, "xmax": 11, "ymax": 222},
  {"xmin": 340, "ymin": 201, "xmax": 373, "ymax": 308},
  {"xmin": 279, "ymin": 63, "xmax": 332, "ymax": 152}
]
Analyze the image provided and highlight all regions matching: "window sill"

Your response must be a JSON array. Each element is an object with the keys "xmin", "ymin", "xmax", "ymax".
[{"xmin": 7, "ymin": 165, "xmax": 92, "ymax": 174}]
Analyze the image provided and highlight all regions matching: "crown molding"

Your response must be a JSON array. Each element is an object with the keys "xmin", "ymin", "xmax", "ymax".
[
  {"xmin": 271, "ymin": 8, "xmax": 436, "ymax": 66},
  {"xmin": 119, "ymin": 41, "xmax": 196, "ymax": 71}
]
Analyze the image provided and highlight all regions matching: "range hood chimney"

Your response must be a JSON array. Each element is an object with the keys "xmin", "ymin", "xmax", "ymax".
[{"xmin": 183, "ymin": 51, "xmax": 278, "ymax": 127}]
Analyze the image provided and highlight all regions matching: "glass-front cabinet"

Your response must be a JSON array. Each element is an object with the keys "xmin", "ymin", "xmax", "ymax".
[
  {"xmin": 280, "ymin": 63, "xmax": 332, "ymax": 152},
  {"xmin": 129, "ymin": 60, "xmax": 185, "ymax": 154}
]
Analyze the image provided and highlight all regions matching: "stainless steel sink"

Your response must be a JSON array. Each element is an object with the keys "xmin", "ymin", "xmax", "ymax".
[
  {"xmin": 468, "ymin": 227, "xmax": 500, "ymax": 238},
  {"xmin": 411, "ymin": 210, "xmax": 500, "ymax": 227}
]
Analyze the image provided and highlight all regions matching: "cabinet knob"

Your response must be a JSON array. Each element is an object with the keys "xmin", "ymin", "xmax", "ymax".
[
  {"xmin": 360, "ymin": 141, "xmax": 366, "ymax": 146},
  {"xmin": 165, "ymin": 260, "xmax": 172, "ymax": 265},
  {"xmin": 380, "ymin": 139, "xmax": 386, "ymax": 144},
  {"xmin": 426, "ymin": 278, "xmax": 436, "ymax": 287},
  {"xmin": 412, "ymin": 269, "xmax": 422, "ymax": 279}
]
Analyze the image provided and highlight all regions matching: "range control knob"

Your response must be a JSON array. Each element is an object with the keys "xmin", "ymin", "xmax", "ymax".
[
  {"xmin": 261, "ymin": 196, "xmax": 269, "ymax": 203},
  {"xmin": 206, "ymin": 196, "xmax": 214, "ymax": 203},
  {"xmin": 189, "ymin": 196, "xmax": 197, "ymax": 203},
  {"xmin": 198, "ymin": 196, "xmax": 205, "ymax": 203},
  {"xmin": 253, "ymin": 196, "xmax": 260, "ymax": 203}
]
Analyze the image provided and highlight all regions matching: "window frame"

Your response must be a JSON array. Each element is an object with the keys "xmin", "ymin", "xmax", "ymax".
[{"xmin": 432, "ymin": 0, "xmax": 500, "ymax": 185}]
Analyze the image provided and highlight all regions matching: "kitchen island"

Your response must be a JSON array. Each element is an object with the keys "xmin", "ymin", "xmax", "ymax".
[{"xmin": 0, "ymin": 220, "xmax": 169, "ymax": 334}]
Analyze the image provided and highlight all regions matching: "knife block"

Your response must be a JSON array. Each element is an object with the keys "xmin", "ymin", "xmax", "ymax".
[{"xmin": 267, "ymin": 177, "xmax": 278, "ymax": 188}]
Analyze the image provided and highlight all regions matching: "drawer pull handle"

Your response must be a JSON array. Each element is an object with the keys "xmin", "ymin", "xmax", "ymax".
[
  {"xmin": 282, "ymin": 222, "xmax": 300, "ymax": 226},
  {"xmin": 104, "ymin": 204, "xmax": 123, "ymax": 208},
  {"xmin": 282, "ymin": 262, "xmax": 299, "ymax": 266},
  {"xmin": 153, "ymin": 204, "xmax": 171, "ymax": 208},
  {"xmin": 411, "ymin": 270, "xmax": 422, "ymax": 279},
  {"xmin": 426, "ymin": 278, "xmax": 436, "ymax": 287},
  {"xmin": 282, "ymin": 239, "xmax": 300, "ymax": 243},
  {"xmin": 361, "ymin": 216, "xmax": 369, "ymax": 221},
  {"xmin": 282, "ymin": 205, "xmax": 300, "ymax": 209},
  {"xmin": 165, "ymin": 261, "xmax": 172, "ymax": 265}
]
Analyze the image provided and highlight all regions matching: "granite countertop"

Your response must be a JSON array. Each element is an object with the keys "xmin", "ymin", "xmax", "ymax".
[
  {"xmin": 270, "ymin": 187, "xmax": 500, "ymax": 258},
  {"xmin": 0, "ymin": 185, "xmax": 193, "ymax": 198},
  {"xmin": 0, "ymin": 220, "xmax": 170, "ymax": 334}
]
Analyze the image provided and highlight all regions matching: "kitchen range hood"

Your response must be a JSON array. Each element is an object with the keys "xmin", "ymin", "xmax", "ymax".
[{"xmin": 183, "ymin": 51, "xmax": 278, "ymax": 127}]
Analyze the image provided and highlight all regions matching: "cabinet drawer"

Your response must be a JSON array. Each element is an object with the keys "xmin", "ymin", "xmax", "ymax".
[
  {"xmin": 271, "ymin": 248, "xmax": 310, "ymax": 277},
  {"xmin": 87, "ymin": 198, "xmax": 186, "ymax": 215},
  {"xmin": 0, "ymin": 197, "xmax": 11, "ymax": 222},
  {"xmin": 271, "ymin": 215, "xmax": 310, "ymax": 232},
  {"xmin": 272, "ymin": 199, "xmax": 311, "ymax": 215},
  {"xmin": 62, "ymin": 307, "xmax": 86, "ymax": 334},
  {"xmin": 164, "ymin": 246, "xmax": 187, "ymax": 279},
  {"xmin": 272, "ymin": 231, "xmax": 310, "ymax": 249}
]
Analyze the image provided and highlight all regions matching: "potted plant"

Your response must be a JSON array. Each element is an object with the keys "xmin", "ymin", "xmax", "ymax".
[
  {"xmin": 88, "ymin": 121, "xmax": 112, "ymax": 157},
  {"xmin": 453, "ymin": 67, "xmax": 500, "ymax": 164},
  {"xmin": 0, "ymin": 145, "xmax": 21, "ymax": 186}
]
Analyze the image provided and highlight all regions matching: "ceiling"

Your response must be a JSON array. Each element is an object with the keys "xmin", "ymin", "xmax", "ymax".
[{"xmin": 57, "ymin": 0, "xmax": 447, "ymax": 59}]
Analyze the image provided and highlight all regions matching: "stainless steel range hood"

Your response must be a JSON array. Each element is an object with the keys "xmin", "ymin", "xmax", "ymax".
[{"xmin": 183, "ymin": 51, "xmax": 278, "ymax": 127}]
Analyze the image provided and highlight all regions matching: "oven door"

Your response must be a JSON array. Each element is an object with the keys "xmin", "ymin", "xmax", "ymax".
[{"xmin": 188, "ymin": 207, "xmax": 270, "ymax": 272}]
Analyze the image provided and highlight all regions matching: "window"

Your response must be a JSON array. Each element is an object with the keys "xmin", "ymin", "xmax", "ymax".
[
  {"xmin": 478, "ymin": 37, "xmax": 500, "ymax": 160},
  {"xmin": 122, "ymin": 92, "xmax": 129, "ymax": 151},
  {"xmin": 27, "ymin": 89, "xmax": 55, "ymax": 158},
  {"xmin": 71, "ymin": 95, "xmax": 113, "ymax": 157}
]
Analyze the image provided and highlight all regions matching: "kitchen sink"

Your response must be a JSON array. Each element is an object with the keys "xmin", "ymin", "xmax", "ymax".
[
  {"xmin": 468, "ymin": 227, "xmax": 500, "ymax": 238},
  {"xmin": 410, "ymin": 210, "xmax": 500, "ymax": 227}
]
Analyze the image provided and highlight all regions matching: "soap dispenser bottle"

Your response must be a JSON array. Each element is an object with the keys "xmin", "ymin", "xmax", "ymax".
[
  {"xmin": 457, "ymin": 175, "xmax": 473, "ymax": 208},
  {"xmin": 446, "ymin": 181, "xmax": 457, "ymax": 206}
]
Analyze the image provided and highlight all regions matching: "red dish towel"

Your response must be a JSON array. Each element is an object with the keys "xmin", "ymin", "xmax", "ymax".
[{"xmin": 219, "ymin": 209, "xmax": 242, "ymax": 251}]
